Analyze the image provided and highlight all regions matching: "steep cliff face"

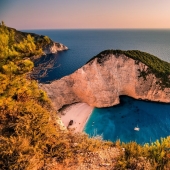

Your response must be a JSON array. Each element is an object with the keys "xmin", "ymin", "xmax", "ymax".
[
  {"xmin": 40, "ymin": 52, "xmax": 170, "ymax": 110},
  {"xmin": 43, "ymin": 42, "xmax": 68, "ymax": 54}
]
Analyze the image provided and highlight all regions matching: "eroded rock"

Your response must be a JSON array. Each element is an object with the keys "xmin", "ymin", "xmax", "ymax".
[{"xmin": 40, "ymin": 54, "xmax": 170, "ymax": 110}]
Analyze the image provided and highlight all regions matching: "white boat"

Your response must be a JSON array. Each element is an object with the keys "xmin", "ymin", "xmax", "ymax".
[{"xmin": 134, "ymin": 125, "xmax": 140, "ymax": 131}]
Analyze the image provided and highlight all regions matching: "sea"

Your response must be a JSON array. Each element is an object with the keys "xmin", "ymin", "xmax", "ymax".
[{"xmin": 25, "ymin": 29, "xmax": 170, "ymax": 145}]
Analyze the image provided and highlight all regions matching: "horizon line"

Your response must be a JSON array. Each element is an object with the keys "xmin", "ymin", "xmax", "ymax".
[{"xmin": 21, "ymin": 28, "xmax": 170, "ymax": 31}]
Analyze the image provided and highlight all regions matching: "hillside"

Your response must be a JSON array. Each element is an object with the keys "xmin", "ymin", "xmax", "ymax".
[
  {"xmin": 1, "ymin": 24, "xmax": 68, "ymax": 57},
  {"xmin": 87, "ymin": 50, "xmax": 170, "ymax": 88},
  {"xmin": 0, "ymin": 22, "xmax": 120, "ymax": 170},
  {"xmin": 41, "ymin": 50, "xmax": 170, "ymax": 110},
  {"xmin": 1, "ymin": 22, "xmax": 170, "ymax": 170}
]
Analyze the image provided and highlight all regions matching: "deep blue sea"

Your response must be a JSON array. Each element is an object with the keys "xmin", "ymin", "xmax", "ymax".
[{"xmin": 25, "ymin": 29, "xmax": 170, "ymax": 144}]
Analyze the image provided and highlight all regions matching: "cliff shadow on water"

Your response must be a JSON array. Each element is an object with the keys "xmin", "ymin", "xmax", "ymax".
[
  {"xmin": 84, "ymin": 96, "xmax": 170, "ymax": 145},
  {"xmin": 31, "ymin": 51, "xmax": 70, "ymax": 83}
]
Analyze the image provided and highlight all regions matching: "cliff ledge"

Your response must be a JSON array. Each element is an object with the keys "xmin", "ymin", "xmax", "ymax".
[{"xmin": 40, "ymin": 50, "xmax": 170, "ymax": 110}]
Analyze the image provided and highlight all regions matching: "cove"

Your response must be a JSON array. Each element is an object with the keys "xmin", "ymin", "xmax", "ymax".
[{"xmin": 84, "ymin": 96, "xmax": 170, "ymax": 145}]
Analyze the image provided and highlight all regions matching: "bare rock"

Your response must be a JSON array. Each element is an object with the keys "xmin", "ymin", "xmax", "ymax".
[
  {"xmin": 43, "ymin": 42, "xmax": 68, "ymax": 55},
  {"xmin": 40, "ymin": 54, "xmax": 170, "ymax": 110}
]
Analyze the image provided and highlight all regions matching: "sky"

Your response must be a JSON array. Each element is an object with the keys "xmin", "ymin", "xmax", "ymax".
[{"xmin": 0, "ymin": 0, "xmax": 170, "ymax": 29}]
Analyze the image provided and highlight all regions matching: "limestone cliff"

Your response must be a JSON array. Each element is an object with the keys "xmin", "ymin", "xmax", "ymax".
[
  {"xmin": 43, "ymin": 42, "xmax": 68, "ymax": 54},
  {"xmin": 40, "ymin": 50, "xmax": 170, "ymax": 110}
]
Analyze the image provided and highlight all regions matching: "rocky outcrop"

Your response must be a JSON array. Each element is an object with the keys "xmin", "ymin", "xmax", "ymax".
[
  {"xmin": 43, "ymin": 42, "xmax": 68, "ymax": 55},
  {"xmin": 40, "ymin": 53, "xmax": 170, "ymax": 110},
  {"xmin": 6, "ymin": 26, "xmax": 68, "ymax": 55}
]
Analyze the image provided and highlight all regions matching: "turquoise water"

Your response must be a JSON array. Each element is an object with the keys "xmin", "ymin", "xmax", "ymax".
[
  {"xmin": 84, "ymin": 96, "xmax": 170, "ymax": 145},
  {"xmin": 24, "ymin": 29, "xmax": 170, "ymax": 144}
]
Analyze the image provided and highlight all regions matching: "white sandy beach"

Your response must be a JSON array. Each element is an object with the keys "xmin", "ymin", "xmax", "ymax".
[{"xmin": 59, "ymin": 103, "xmax": 94, "ymax": 132}]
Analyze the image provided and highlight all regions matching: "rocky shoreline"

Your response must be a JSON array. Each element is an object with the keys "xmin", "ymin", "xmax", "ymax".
[{"xmin": 43, "ymin": 42, "xmax": 68, "ymax": 55}]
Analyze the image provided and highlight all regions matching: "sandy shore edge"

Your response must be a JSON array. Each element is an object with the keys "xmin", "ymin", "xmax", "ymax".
[{"xmin": 58, "ymin": 103, "xmax": 94, "ymax": 132}]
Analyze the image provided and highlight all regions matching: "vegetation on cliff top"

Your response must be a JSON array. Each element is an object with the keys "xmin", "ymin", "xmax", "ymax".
[
  {"xmin": 87, "ymin": 49, "xmax": 170, "ymax": 88},
  {"xmin": 1, "ymin": 22, "xmax": 170, "ymax": 169},
  {"xmin": 0, "ymin": 22, "xmax": 116, "ymax": 169},
  {"xmin": 0, "ymin": 22, "xmax": 53, "ymax": 56}
]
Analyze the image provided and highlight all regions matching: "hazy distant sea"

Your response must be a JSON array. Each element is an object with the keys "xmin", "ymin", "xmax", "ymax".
[
  {"xmin": 24, "ymin": 29, "xmax": 170, "ymax": 82},
  {"xmin": 25, "ymin": 29, "xmax": 170, "ymax": 144}
]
